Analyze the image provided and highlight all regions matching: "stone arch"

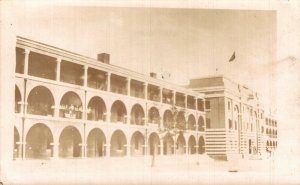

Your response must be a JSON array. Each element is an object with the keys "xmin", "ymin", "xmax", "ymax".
[
  {"xmin": 59, "ymin": 126, "xmax": 82, "ymax": 158},
  {"xmin": 187, "ymin": 114, "xmax": 196, "ymax": 130},
  {"xmin": 27, "ymin": 86, "xmax": 55, "ymax": 116},
  {"xmin": 176, "ymin": 133, "xmax": 186, "ymax": 155},
  {"xmin": 13, "ymin": 127, "xmax": 21, "ymax": 159},
  {"xmin": 163, "ymin": 110, "xmax": 174, "ymax": 129},
  {"xmin": 87, "ymin": 96, "xmax": 107, "ymax": 121},
  {"xmin": 163, "ymin": 134, "xmax": 174, "ymax": 155},
  {"xmin": 130, "ymin": 131, "xmax": 145, "ymax": 156},
  {"xmin": 148, "ymin": 132, "xmax": 160, "ymax": 155},
  {"xmin": 111, "ymin": 100, "xmax": 127, "ymax": 123},
  {"xmin": 188, "ymin": 135, "xmax": 196, "ymax": 154},
  {"xmin": 198, "ymin": 116, "xmax": 205, "ymax": 131},
  {"xmin": 15, "ymin": 85, "xmax": 22, "ymax": 113},
  {"xmin": 60, "ymin": 91, "xmax": 83, "ymax": 119},
  {"xmin": 25, "ymin": 123, "xmax": 54, "ymax": 159},
  {"xmin": 130, "ymin": 104, "xmax": 145, "ymax": 125},
  {"xmin": 198, "ymin": 136, "xmax": 205, "ymax": 154},
  {"xmin": 86, "ymin": 128, "xmax": 106, "ymax": 158},
  {"xmin": 110, "ymin": 130, "xmax": 127, "ymax": 157},
  {"xmin": 148, "ymin": 107, "xmax": 160, "ymax": 125},
  {"xmin": 175, "ymin": 111, "xmax": 186, "ymax": 130}
]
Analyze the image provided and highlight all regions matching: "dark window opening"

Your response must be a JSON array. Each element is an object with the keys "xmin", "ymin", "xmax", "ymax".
[
  {"xmin": 28, "ymin": 51, "xmax": 57, "ymax": 80},
  {"xmin": 60, "ymin": 60, "xmax": 84, "ymax": 86},
  {"xmin": 87, "ymin": 68, "xmax": 107, "ymax": 90},
  {"xmin": 110, "ymin": 74, "xmax": 127, "ymax": 95},
  {"xmin": 16, "ymin": 47, "xmax": 25, "ymax": 74},
  {"xmin": 148, "ymin": 84, "xmax": 160, "ymax": 102},
  {"xmin": 130, "ymin": 80, "xmax": 144, "ymax": 99}
]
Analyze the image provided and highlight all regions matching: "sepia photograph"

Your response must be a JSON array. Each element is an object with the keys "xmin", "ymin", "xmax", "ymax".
[{"xmin": 0, "ymin": 0, "xmax": 299, "ymax": 185}]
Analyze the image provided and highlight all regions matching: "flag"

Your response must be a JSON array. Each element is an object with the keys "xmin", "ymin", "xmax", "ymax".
[{"xmin": 229, "ymin": 52, "xmax": 235, "ymax": 62}]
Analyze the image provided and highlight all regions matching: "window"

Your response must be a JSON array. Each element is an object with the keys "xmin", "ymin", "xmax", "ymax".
[
  {"xmin": 205, "ymin": 100, "xmax": 210, "ymax": 110},
  {"xmin": 28, "ymin": 51, "xmax": 57, "ymax": 80},
  {"xmin": 16, "ymin": 47, "xmax": 25, "ymax": 74}
]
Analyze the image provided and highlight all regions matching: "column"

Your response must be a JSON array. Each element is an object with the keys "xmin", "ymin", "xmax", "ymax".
[
  {"xmin": 105, "ymin": 144, "xmax": 111, "ymax": 157},
  {"xmin": 51, "ymin": 142, "xmax": 59, "ymax": 159},
  {"xmin": 185, "ymin": 145, "xmax": 189, "ymax": 155},
  {"xmin": 127, "ymin": 77, "xmax": 131, "ymax": 96},
  {"xmin": 56, "ymin": 57, "xmax": 61, "ymax": 81},
  {"xmin": 184, "ymin": 94, "xmax": 187, "ymax": 109},
  {"xmin": 126, "ymin": 115, "xmax": 131, "ymax": 125},
  {"xmin": 126, "ymin": 144, "xmax": 131, "ymax": 157},
  {"xmin": 23, "ymin": 49, "xmax": 30, "ymax": 76},
  {"xmin": 195, "ymin": 97, "xmax": 198, "ymax": 111},
  {"xmin": 106, "ymin": 72, "xmax": 111, "ymax": 92},
  {"xmin": 143, "ymin": 82, "xmax": 148, "ymax": 100},
  {"xmin": 22, "ymin": 141, "xmax": 26, "ymax": 159},
  {"xmin": 160, "ymin": 87, "xmax": 163, "ymax": 103},
  {"xmin": 105, "ymin": 112, "xmax": 111, "ymax": 123},
  {"xmin": 160, "ymin": 141, "xmax": 164, "ymax": 155},
  {"xmin": 173, "ymin": 91, "xmax": 176, "ymax": 105},
  {"xmin": 83, "ymin": 65, "xmax": 88, "ymax": 87}
]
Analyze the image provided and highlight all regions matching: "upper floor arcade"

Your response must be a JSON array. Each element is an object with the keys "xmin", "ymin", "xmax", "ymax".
[{"xmin": 15, "ymin": 37, "xmax": 205, "ymax": 114}]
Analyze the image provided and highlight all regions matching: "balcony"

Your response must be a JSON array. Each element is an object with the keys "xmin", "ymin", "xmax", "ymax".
[
  {"xmin": 175, "ymin": 92, "xmax": 185, "ymax": 108},
  {"xmin": 148, "ymin": 84, "xmax": 160, "ymax": 102},
  {"xmin": 60, "ymin": 60, "xmax": 84, "ymax": 86},
  {"xmin": 130, "ymin": 80, "xmax": 144, "ymax": 99},
  {"xmin": 162, "ymin": 88, "xmax": 173, "ymax": 105},
  {"xmin": 87, "ymin": 68, "xmax": 107, "ymax": 90},
  {"xmin": 111, "ymin": 74, "xmax": 127, "ymax": 95}
]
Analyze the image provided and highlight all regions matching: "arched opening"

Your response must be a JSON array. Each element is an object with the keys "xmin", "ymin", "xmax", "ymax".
[
  {"xmin": 149, "ymin": 133, "xmax": 160, "ymax": 156},
  {"xmin": 110, "ymin": 130, "xmax": 127, "ymax": 157},
  {"xmin": 60, "ymin": 91, "xmax": 82, "ymax": 119},
  {"xmin": 188, "ymin": 136, "xmax": 196, "ymax": 154},
  {"xmin": 14, "ymin": 127, "xmax": 21, "ymax": 159},
  {"xmin": 130, "ymin": 131, "xmax": 145, "ymax": 156},
  {"xmin": 198, "ymin": 136, "xmax": 205, "ymax": 154},
  {"xmin": 87, "ymin": 96, "xmax": 106, "ymax": 121},
  {"xmin": 130, "ymin": 104, "xmax": 145, "ymax": 125},
  {"xmin": 15, "ymin": 85, "xmax": 21, "ymax": 113},
  {"xmin": 266, "ymin": 141, "xmax": 270, "ymax": 152},
  {"xmin": 176, "ymin": 134, "xmax": 186, "ymax": 155},
  {"xmin": 163, "ymin": 110, "xmax": 174, "ymax": 129},
  {"xmin": 187, "ymin": 115, "xmax": 196, "ymax": 131},
  {"xmin": 163, "ymin": 134, "xmax": 174, "ymax": 155},
  {"xmin": 198, "ymin": 116, "xmax": 205, "ymax": 131},
  {"xmin": 27, "ymin": 86, "xmax": 54, "ymax": 116},
  {"xmin": 233, "ymin": 106, "xmax": 239, "ymax": 130},
  {"xmin": 25, "ymin": 123, "xmax": 53, "ymax": 159},
  {"xmin": 86, "ymin": 128, "xmax": 106, "ymax": 158},
  {"xmin": 111, "ymin": 100, "xmax": 127, "ymax": 123},
  {"xmin": 148, "ymin": 107, "xmax": 160, "ymax": 125},
  {"xmin": 59, "ymin": 126, "xmax": 82, "ymax": 158},
  {"xmin": 175, "ymin": 111, "xmax": 186, "ymax": 130}
]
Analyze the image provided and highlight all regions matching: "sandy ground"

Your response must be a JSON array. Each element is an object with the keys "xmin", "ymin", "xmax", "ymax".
[{"xmin": 4, "ymin": 155, "xmax": 300, "ymax": 185}]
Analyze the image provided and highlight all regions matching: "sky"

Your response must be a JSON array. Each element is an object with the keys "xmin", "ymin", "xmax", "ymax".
[
  {"xmin": 14, "ymin": 4, "xmax": 276, "ymax": 101},
  {"xmin": 8, "ymin": 0, "xmax": 300, "ymax": 163}
]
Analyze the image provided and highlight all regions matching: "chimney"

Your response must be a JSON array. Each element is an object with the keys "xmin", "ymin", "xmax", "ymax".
[
  {"xmin": 150, "ymin": 72, "xmax": 157, "ymax": 78},
  {"xmin": 97, "ymin": 53, "xmax": 110, "ymax": 64}
]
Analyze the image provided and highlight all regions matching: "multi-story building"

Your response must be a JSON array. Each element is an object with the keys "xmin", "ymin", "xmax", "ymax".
[
  {"xmin": 13, "ymin": 36, "xmax": 206, "ymax": 160},
  {"xmin": 188, "ymin": 75, "xmax": 278, "ymax": 160}
]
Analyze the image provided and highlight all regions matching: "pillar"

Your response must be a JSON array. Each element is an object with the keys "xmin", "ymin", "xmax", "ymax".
[
  {"xmin": 51, "ymin": 142, "xmax": 59, "ymax": 159},
  {"xmin": 56, "ymin": 57, "xmax": 61, "ymax": 81},
  {"xmin": 195, "ymin": 97, "xmax": 198, "ymax": 111},
  {"xmin": 127, "ymin": 77, "xmax": 131, "ymax": 96},
  {"xmin": 173, "ymin": 91, "xmax": 176, "ymax": 105},
  {"xmin": 144, "ymin": 82, "xmax": 148, "ymax": 100},
  {"xmin": 184, "ymin": 94, "xmax": 187, "ymax": 109},
  {"xmin": 23, "ymin": 49, "xmax": 30, "ymax": 76},
  {"xmin": 160, "ymin": 87, "xmax": 163, "ymax": 103},
  {"xmin": 126, "ymin": 144, "xmax": 131, "ymax": 157},
  {"xmin": 83, "ymin": 65, "xmax": 88, "ymax": 87},
  {"xmin": 105, "ymin": 144, "xmax": 111, "ymax": 157},
  {"xmin": 185, "ymin": 145, "xmax": 189, "ymax": 155},
  {"xmin": 106, "ymin": 72, "xmax": 111, "ymax": 92}
]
